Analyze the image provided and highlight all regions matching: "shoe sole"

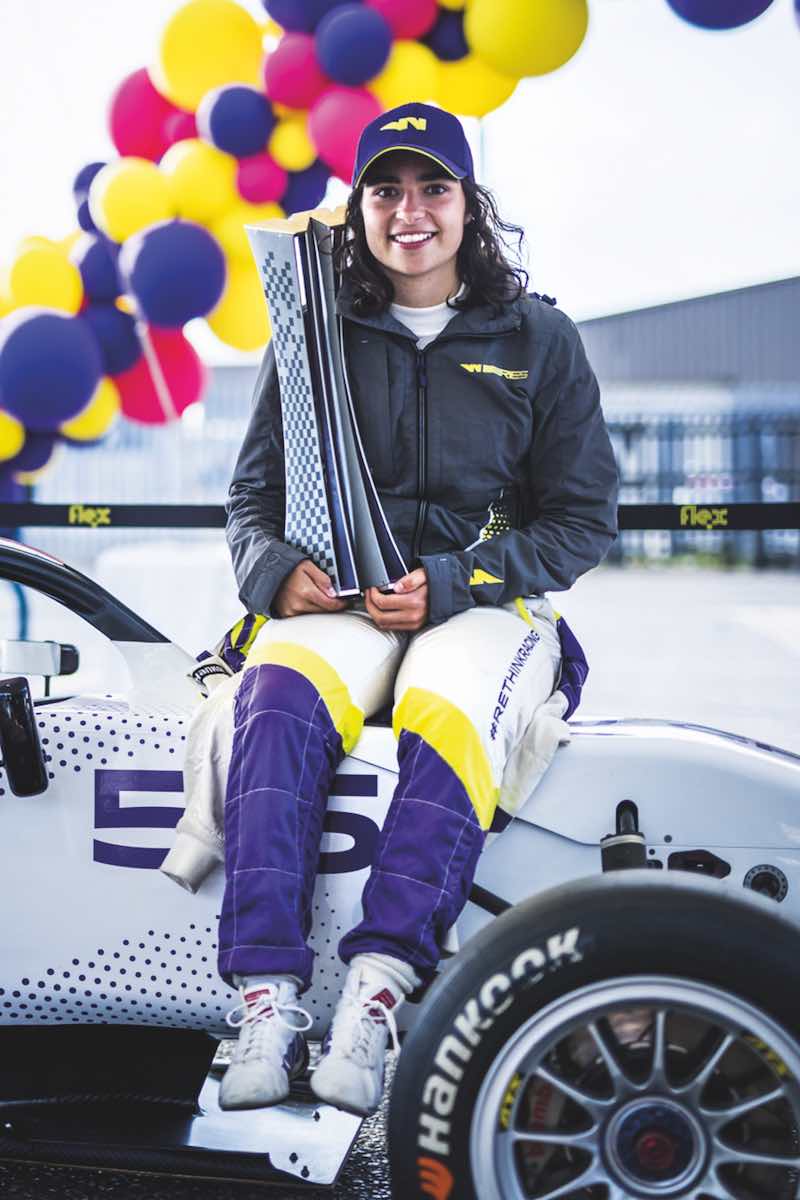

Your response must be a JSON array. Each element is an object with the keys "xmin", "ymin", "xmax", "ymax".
[{"xmin": 218, "ymin": 1037, "xmax": 310, "ymax": 1111}]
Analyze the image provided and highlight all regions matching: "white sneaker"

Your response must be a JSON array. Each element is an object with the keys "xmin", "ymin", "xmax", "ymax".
[
  {"xmin": 218, "ymin": 982, "xmax": 311, "ymax": 1110},
  {"xmin": 310, "ymin": 963, "xmax": 401, "ymax": 1116}
]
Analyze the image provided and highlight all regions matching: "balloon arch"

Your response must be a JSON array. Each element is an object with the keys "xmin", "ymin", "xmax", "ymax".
[{"xmin": 0, "ymin": 0, "xmax": 783, "ymax": 495}]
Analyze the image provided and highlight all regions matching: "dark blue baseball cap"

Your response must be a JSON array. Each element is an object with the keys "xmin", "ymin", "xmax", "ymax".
[{"xmin": 351, "ymin": 102, "xmax": 475, "ymax": 189}]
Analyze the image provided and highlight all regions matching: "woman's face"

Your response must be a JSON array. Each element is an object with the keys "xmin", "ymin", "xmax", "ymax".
[{"xmin": 359, "ymin": 150, "xmax": 468, "ymax": 301}]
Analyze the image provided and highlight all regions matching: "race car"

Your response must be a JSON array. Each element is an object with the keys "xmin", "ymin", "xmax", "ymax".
[{"xmin": 2, "ymin": 536, "xmax": 800, "ymax": 1199}]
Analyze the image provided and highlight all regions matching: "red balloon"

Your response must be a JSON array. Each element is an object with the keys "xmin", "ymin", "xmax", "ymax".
[
  {"xmin": 309, "ymin": 86, "xmax": 381, "ymax": 182},
  {"xmin": 114, "ymin": 326, "xmax": 206, "ymax": 424},
  {"xmin": 163, "ymin": 109, "xmax": 198, "ymax": 148},
  {"xmin": 237, "ymin": 153, "xmax": 289, "ymax": 203},
  {"xmin": 365, "ymin": 0, "xmax": 437, "ymax": 39},
  {"xmin": 109, "ymin": 68, "xmax": 189, "ymax": 162},
  {"xmin": 263, "ymin": 33, "xmax": 330, "ymax": 109}
]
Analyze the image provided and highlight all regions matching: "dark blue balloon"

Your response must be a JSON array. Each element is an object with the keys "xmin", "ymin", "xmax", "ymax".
[
  {"xmin": 6, "ymin": 432, "xmax": 57, "ymax": 474},
  {"xmin": 79, "ymin": 304, "xmax": 141, "ymax": 376},
  {"xmin": 423, "ymin": 10, "xmax": 468, "ymax": 61},
  {"xmin": 316, "ymin": 5, "xmax": 391, "ymax": 85},
  {"xmin": 0, "ymin": 469, "xmax": 26, "ymax": 503},
  {"xmin": 77, "ymin": 198, "xmax": 99, "ymax": 234},
  {"xmin": 118, "ymin": 220, "xmax": 226, "ymax": 328},
  {"xmin": 263, "ymin": 0, "xmax": 350, "ymax": 33},
  {"xmin": 71, "ymin": 235, "xmax": 121, "ymax": 303},
  {"xmin": 281, "ymin": 159, "xmax": 331, "ymax": 214},
  {"xmin": 0, "ymin": 310, "xmax": 103, "ymax": 433},
  {"xmin": 72, "ymin": 161, "xmax": 106, "ymax": 202},
  {"xmin": 666, "ymin": 0, "xmax": 774, "ymax": 29},
  {"xmin": 198, "ymin": 86, "xmax": 276, "ymax": 158}
]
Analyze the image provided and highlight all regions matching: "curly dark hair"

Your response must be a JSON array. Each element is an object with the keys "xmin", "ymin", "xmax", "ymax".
[{"xmin": 332, "ymin": 173, "xmax": 529, "ymax": 318}]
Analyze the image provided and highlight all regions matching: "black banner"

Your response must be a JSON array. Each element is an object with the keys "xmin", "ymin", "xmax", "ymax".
[{"xmin": 0, "ymin": 501, "xmax": 797, "ymax": 532}]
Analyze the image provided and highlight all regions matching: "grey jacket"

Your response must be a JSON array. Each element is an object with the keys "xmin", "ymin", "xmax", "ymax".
[{"xmin": 226, "ymin": 280, "xmax": 619, "ymax": 624}]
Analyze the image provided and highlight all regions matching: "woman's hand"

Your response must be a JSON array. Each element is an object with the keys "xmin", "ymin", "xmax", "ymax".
[
  {"xmin": 274, "ymin": 560, "xmax": 348, "ymax": 617},
  {"xmin": 365, "ymin": 568, "xmax": 429, "ymax": 632}
]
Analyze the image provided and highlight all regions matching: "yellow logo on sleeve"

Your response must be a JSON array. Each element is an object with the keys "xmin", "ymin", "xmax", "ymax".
[
  {"xmin": 460, "ymin": 363, "xmax": 528, "ymax": 380},
  {"xmin": 381, "ymin": 117, "xmax": 427, "ymax": 132},
  {"xmin": 469, "ymin": 569, "xmax": 503, "ymax": 586}
]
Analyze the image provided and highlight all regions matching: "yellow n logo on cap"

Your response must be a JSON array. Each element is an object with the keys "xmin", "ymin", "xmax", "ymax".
[{"xmin": 381, "ymin": 117, "xmax": 428, "ymax": 132}]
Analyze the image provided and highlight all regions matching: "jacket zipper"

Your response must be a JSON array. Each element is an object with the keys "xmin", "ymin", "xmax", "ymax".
[{"xmin": 411, "ymin": 348, "xmax": 429, "ymax": 562}]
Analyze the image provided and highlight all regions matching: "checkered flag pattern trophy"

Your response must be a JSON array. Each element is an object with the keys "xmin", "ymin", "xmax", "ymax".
[{"xmin": 247, "ymin": 208, "xmax": 407, "ymax": 595}]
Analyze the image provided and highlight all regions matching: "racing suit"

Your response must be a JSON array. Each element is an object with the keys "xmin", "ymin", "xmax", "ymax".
[{"xmin": 179, "ymin": 281, "xmax": 618, "ymax": 989}]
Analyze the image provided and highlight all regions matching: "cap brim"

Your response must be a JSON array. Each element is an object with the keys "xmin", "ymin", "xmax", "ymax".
[{"xmin": 353, "ymin": 146, "xmax": 465, "ymax": 190}]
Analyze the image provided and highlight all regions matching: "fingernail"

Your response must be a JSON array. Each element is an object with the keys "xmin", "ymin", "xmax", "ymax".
[{"xmin": 325, "ymin": 587, "xmax": 336, "ymax": 598}]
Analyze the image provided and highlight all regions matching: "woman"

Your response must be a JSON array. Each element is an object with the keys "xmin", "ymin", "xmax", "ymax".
[{"xmin": 201, "ymin": 102, "xmax": 617, "ymax": 1115}]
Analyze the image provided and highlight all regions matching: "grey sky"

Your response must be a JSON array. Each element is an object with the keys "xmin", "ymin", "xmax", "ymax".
[{"xmin": 1, "ymin": 0, "xmax": 798, "ymax": 362}]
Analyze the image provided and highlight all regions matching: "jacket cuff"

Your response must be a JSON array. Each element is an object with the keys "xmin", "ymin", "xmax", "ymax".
[
  {"xmin": 421, "ymin": 553, "xmax": 474, "ymax": 626},
  {"xmin": 241, "ymin": 541, "xmax": 307, "ymax": 617},
  {"xmin": 160, "ymin": 831, "xmax": 222, "ymax": 894}
]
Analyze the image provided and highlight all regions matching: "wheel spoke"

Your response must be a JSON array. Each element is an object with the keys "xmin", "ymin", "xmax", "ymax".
[
  {"xmin": 646, "ymin": 1006, "xmax": 668, "ymax": 1088},
  {"xmin": 676, "ymin": 1032, "xmax": 735, "ymax": 1100},
  {"xmin": 533, "ymin": 1063, "xmax": 616, "ymax": 1123},
  {"xmin": 513, "ymin": 1126, "xmax": 599, "ymax": 1151},
  {"xmin": 587, "ymin": 1020, "xmax": 634, "ymax": 1096},
  {"xmin": 531, "ymin": 1163, "xmax": 604, "ymax": 1200},
  {"xmin": 713, "ymin": 1137, "xmax": 800, "ymax": 1170},
  {"xmin": 701, "ymin": 1084, "xmax": 785, "ymax": 1130}
]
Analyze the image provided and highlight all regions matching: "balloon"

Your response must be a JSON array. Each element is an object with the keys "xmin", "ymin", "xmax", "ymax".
[
  {"xmin": 439, "ymin": 0, "xmax": 466, "ymax": 8},
  {"xmin": 437, "ymin": 54, "xmax": 517, "ymax": 117},
  {"xmin": 0, "ymin": 410, "xmax": 25, "ymax": 463},
  {"xmin": 0, "ymin": 309, "xmax": 103, "ymax": 432},
  {"xmin": 115, "ymin": 326, "xmax": 206, "ymax": 424},
  {"xmin": 262, "ymin": 1, "xmax": 351, "ymax": 33},
  {"xmin": 281, "ymin": 159, "xmax": 331, "ymax": 214},
  {"xmin": 465, "ymin": 0, "xmax": 588, "ymax": 78},
  {"xmin": 79, "ymin": 304, "xmax": 141, "ymax": 375},
  {"xmin": 7, "ymin": 432, "xmax": 58, "ymax": 477},
  {"xmin": 315, "ymin": 5, "xmax": 392, "ymax": 85},
  {"xmin": 237, "ymin": 153, "xmax": 288, "ymax": 203},
  {"xmin": 206, "ymin": 257, "xmax": 272, "ymax": 350},
  {"xmin": 309, "ymin": 87, "xmax": 381, "ymax": 181},
  {"xmin": 89, "ymin": 157, "xmax": 175, "ymax": 243},
  {"xmin": 70, "ymin": 234, "xmax": 121, "ymax": 303},
  {"xmin": 263, "ymin": 33, "xmax": 330, "ymax": 109},
  {"xmin": 108, "ymin": 67, "xmax": 185, "ymax": 161},
  {"xmin": 73, "ymin": 161, "xmax": 107, "ymax": 204},
  {"xmin": 60, "ymin": 376, "xmax": 121, "ymax": 442},
  {"xmin": 119, "ymin": 219, "xmax": 226, "ymax": 326},
  {"xmin": 5, "ymin": 242, "xmax": 84, "ymax": 314},
  {"xmin": 212, "ymin": 200, "xmax": 284, "ymax": 260},
  {"xmin": 77, "ymin": 199, "xmax": 99, "ymax": 234},
  {"xmin": 160, "ymin": 139, "xmax": 238, "ymax": 223},
  {"xmin": 0, "ymin": 469, "xmax": 26, "ymax": 502},
  {"xmin": 365, "ymin": 0, "xmax": 438, "ymax": 39},
  {"xmin": 423, "ymin": 9, "xmax": 469, "ymax": 61},
  {"xmin": 153, "ymin": 0, "xmax": 264, "ymax": 111},
  {"xmin": 197, "ymin": 85, "xmax": 277, "ymax": 158},
  {"xmin": 665, "ymin": 0, "xmax": 774, "ymax": 29},
  {"xmin": 269, "ymin": 114, "xmax": 318, "ymax": 171},
  {"xmin": 163, "ymin": 108, "xmax": 198, "ymax": 146},
  {"xmin": 369, "ymin": 41, "xmax": 440, "ymax": 108}
]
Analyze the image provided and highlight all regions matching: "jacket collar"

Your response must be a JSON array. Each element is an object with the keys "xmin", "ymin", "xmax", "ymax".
[{"xmin": 335, "ymin": 276, "xmax": 523, "ymax": 341}]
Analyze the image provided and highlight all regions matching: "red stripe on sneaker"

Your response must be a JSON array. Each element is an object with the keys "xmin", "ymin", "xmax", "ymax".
[{"xmin": 367, "ymin": 987, "xmax": 397, "ymax": 1020}]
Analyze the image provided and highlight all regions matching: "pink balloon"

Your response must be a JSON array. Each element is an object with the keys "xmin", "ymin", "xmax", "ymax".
[
  {"xmin": 365, "ymin": 0, "xmax": 437, "ymax": 39},
  {"xmin": 114, "ymin": 327, "xmax": 206, "ymax": 425},
  {"xmin": 237, "ymin": 153, "xmax": 289, "ymax": 203},
  {"xmin": 309, "ymin": 86, "xmax": 382, "ymax": 183},
  {"xmin": 263, "ymin": 33, "xmax": 330, "ymax": 110},
  {"xmin": 109, "ymin": 68, "xmax": 186, "ymax": 162},
  {"xmin": 163, "ymin": 109, "xmax": 198, "ymax": 148}
]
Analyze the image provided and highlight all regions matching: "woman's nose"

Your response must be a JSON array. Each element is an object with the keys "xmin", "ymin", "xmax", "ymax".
[{"xmin": 395, "ymin": 192, "xmax": 425, "ymax": 221}]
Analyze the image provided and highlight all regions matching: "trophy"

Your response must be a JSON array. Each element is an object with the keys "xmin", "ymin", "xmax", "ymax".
[{"xmin": 247, "ymin": 208, "xmax": 407, "ymax": 596}]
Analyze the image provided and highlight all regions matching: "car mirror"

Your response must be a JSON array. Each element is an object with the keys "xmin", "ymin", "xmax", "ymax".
[{"xmin": 0, "ymin": 640, "xmax": 79, "ymax": 678}]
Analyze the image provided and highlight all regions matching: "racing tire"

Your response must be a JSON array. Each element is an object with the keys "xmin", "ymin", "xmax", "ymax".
[{"xmin": 388, "ymin": 870, "xmax": 800, "ymax": 1200}]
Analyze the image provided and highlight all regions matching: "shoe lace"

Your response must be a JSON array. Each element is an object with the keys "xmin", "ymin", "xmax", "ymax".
[
  {"xmin": 341, "ymin": 991, "xmax": 399, "ymax": 1067},
  {"xmin": 226, "ymin": 987, "xmax": 312, "ymax": 1063}
]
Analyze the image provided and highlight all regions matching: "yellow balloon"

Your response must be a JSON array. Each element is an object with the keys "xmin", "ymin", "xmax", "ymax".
[
  {"xmin": 369, "ymin": 41, "xmax": 440, "ymax": 109},
  {"xmin": 0, "ymin": 284, "xmax": 14, "ymax": 318},
  {"xmin": 465, "ymin": 0, "xmax": 588, "ymax": 78},
  {"xmin": 58, "ymin": 230, "xmax": 83, "ymax": 255},
  {"xmin": 153, "ymin": 0, "xmax": 264, "ymax": 111},
  {"xmin": 213, "ymin": 200, "xmax": 284, "ymax": 260},
  {"xmin": 60, "ymin": 377, "xmax": 121, "ymax": 442},
  {"xmin": 437, "ymin": 55, "xmax": 518, "ymax": 117},
  {"xmin": 160, "ymin": 139, "xmax": 238, "ymax": 224},
  {"xmin": 269, "ymin": 116, "xmax": 316, "ymax": 172},
  {"xmin": 439, "ymin": 0, "xmax": 466, "ymax": 7},
  {"xmin": 89, "ymin": 158, "xmax": 175, "ymax": 243},
  {"xmin": 0, "ymin": 410, "xmax": 25, "ymax": 462},
  {"xmin": 6, "ymin": 243, "xmax": 84, "ymax": 314},
  {"xmin": 206, "ymin": 257, "xmax": 271, "ymax": 351}
]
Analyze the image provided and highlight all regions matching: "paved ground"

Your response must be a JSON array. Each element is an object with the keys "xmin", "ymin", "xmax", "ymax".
[{"xmin": 1, "ymin": 564, "xmax": 798, "ymax": 1198}]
